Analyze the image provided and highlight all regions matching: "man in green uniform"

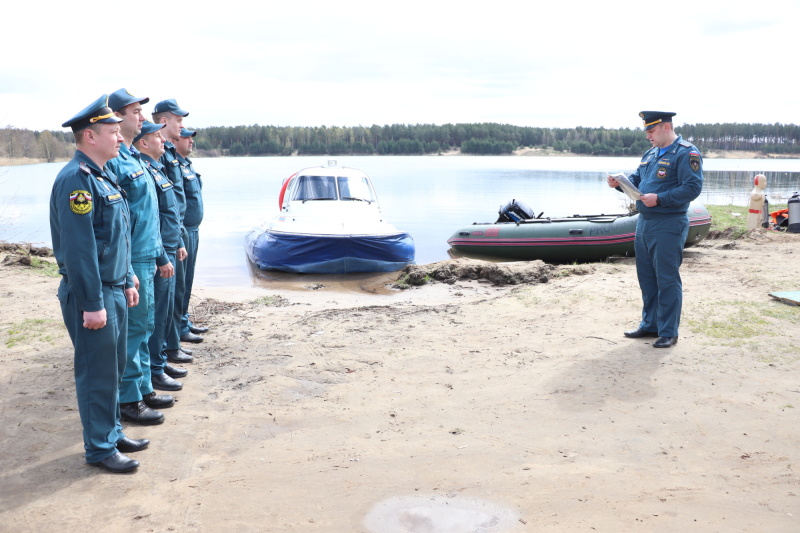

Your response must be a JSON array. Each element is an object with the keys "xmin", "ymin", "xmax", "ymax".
[
  {"xmin": 50, "ymin": 95, "xmax": 147, "ymax": 473},
  {"xmin": 107, "ymin": 88, "xmax": 175, "ymax": 421},
  {"xmin": 608, "ymin": 111, "xmax": 703, "ymax": 348},
  {"xmin": 173, "ymin": 127, "xmax": 207, "ymax": 342},
  {"xmin": 152, "ymin": 99, "xmax": 197, "ymax": 370},
  {"xmin": 135, "ymin": 121, "xmax": 188, "ymax": 391}
]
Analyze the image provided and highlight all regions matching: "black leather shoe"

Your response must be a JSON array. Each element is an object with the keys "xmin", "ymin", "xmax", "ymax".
[
  {"xmin": 152, "ymin": 372, "xmax": 183, "ymax": 391},
  {"xmin": 180, "ymin": 346, "xmax": 193, "ymax": 356},
  {"xmin": 165, "ymin": 349, "xmax": 193, "ymax": 364},
  {"xmin": 190, "ymin": 325, "xmax": 209, "ymax": 334},
  {"xmin": 116, "ymin": 436, "xmax": 150, "ymax": 453},
  {"xmin": 164, "ymin": 364, "xmax": 188, "ymax": 378},
  {"xmin": 624, "ymin": 328, "xmax": 659, "ymax": 338},
  {"xmin": 120, "ymin": 401, "xmax": 165, "ymax": 425},
  {"xmin": 91, "ymin": 452, "xmax": 139, "ymax": 473},
  {"xmin": 143, "ymin": 391, "xmax": 174, "ymax": 409},
  {"xmin": 653, "ymin": 336, "xmax": 678, "ymax": 348},
  {"xmin": 180, "ymin": 332, "xmax": 204, "ymax": 343}
]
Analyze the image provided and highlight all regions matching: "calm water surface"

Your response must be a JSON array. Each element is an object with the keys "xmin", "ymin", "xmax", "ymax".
[{"xmin": 2, "ymin": 155, "xmax": 799, "ymax": 288}]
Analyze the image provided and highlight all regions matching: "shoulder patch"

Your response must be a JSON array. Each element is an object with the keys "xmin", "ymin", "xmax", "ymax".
[
  {"xmin": 69, "ymin": 190, "xmax": 92, "ymax": 215},
  {"xmin": 690, "ymin": 154, "xmax": 702, "ymax": 172}
]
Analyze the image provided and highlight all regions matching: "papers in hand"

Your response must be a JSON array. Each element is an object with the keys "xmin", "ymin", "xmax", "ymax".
[{"xmin": 608, "ymin": 173, "xmax": 642, "ymax": 202}]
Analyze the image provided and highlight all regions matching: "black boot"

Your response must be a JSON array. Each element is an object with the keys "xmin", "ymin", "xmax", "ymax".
[{"xmin": 120, "ymin": 401, "xmax": 165, "ymax": 425}]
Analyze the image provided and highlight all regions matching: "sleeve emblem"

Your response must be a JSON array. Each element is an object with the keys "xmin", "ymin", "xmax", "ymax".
[{"xmin": 69, "ymin": 190, "xmax": 93, "ymax": 215}]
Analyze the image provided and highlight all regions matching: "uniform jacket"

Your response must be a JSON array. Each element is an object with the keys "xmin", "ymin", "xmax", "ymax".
[
  {"xmin": 140, "ymin": 153, "xmax": 183, "ymax": 252},
  {"xmin": 629, "ymin": 135, "xmax": 703, "ymax": 218},
  {"xmin": 49, "ymin": 150, "xmax": 134, "ymax": 312},
  {"xmin": 107, "ymin": 143, "xmax": 167, "ymax": 265},
  {"xmin": 177, "ymin": 153, "xmax": 204, "ymax": 229},
  {"xmin": 160, "ymin": 142, "xmax": 188, "ymax": 245}
]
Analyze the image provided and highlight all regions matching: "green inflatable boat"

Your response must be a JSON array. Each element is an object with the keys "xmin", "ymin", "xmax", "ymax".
[{"xmin": 447, "ymin": 201, "xmax": 712, "ymax": 263}]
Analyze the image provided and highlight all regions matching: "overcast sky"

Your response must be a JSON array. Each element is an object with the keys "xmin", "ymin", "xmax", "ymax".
[{"xmin": 2, "ymin": 0, "xmax": 797, "ymax": 133}]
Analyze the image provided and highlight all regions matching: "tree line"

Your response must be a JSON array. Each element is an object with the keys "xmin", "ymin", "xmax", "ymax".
[
  {"xmin": 196, "ymin": 123, "xmax": 652, "ymax": 156},
  {"xmin": 0, "ymin": 128, "xmax": 74, "ymax": 162},
  {"xmin": 2, "ymin": 122, "xmax": 798, "ymax": 160},
  {"xmin": 177, "ymin": 122, "xmax": 800, "ymax": 156}
]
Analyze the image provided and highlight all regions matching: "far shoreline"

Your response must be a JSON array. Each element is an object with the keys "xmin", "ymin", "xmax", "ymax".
[{"xmin": 2, "ymin": 149, "xmax": 798, "ymax": 168}]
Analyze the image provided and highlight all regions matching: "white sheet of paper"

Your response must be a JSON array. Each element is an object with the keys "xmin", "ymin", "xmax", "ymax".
[{"xmin": 608, "ymin": 173, "xmax": 642, "ymax": 202}]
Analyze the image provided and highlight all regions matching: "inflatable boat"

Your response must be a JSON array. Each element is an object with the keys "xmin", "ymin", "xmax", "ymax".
[
  {"xmin": 245, "ymin": 162, "xmax": 415, "ymax": 274},
  {"xmin": 446, "ymin": 200, "xmax": 712, "ymax": 263}
]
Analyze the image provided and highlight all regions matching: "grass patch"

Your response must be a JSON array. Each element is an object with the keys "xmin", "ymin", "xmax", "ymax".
[
  {"xmin": 707, "ymin": 204, "xmax": 747, "ymax": 230},
  {"xmin": 394, "ymin": 273, "xmax": 431, "ymax": 289},
  {"xmin": 687, "ymin": 299, "xmax": 799, "ymax": 355},
  {"xmin": 29, "ymin": 256, "xmax": 60, "ymax": 277},
  {"xmin": 760, "ymin": 302, "xmax": 800, "ymax": 324},
  {"xmin": 253, "ymin": 295, "xmax": 289, "ymax": 307},
  {"xmin": 706, "ymin": 203, "xmax": 788, "ymax": 239},
  {"xmin": 555, "ymin": 264, "xmax": 596, "ymax": 278},
  {"xmin": 512, "ymin": 287, "xmax": 541, "ymax": 306},
  {"xmin": 0, "ymin": 244, "xmax": 60, "ymax": 277},
  {"xmin": 4, "ymin": 318, "xmax": 62, "ymax": 348},
  {"xmin": 688, "ymin": 308, "xmax": 770, "ymax": 341}
]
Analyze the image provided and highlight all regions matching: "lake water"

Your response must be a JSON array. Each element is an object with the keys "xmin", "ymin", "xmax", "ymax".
[{"xmin": 2, "ymin": 155, "xmax": 799, "ymax": 287}]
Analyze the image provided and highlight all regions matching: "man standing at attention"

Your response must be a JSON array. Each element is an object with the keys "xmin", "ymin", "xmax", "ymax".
[
  {"xmin": 107, "ymin": 89, "xmax": 175, "ymax": 422},
  {"xmin": 608, "ymin": 111, "xmax": 703, "ymax": 348},
  {"xmin": 152, "ymin": 100, "xmax": 197, "ymax": 370},
  {"xmin": 135, "ymin": 121, "xmax": 189, "ymax": 392},
  {"xmin": 50, "ymin": 95, "xmax": 145, "ymax": 473},
  {"xmin": 173, "ymin": 127, "xmax": 207, "ymax": 344}
]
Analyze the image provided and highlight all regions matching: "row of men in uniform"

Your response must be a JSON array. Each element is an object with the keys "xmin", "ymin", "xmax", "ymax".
[{"xmin": 49, "ymin": 89, "xmax": 207, "ymax": 473}]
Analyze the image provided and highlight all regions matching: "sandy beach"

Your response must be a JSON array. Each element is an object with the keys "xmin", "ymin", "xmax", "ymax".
[{"xmin": 1, "ymin": 228, "xmax": 799, "ymax": 532}]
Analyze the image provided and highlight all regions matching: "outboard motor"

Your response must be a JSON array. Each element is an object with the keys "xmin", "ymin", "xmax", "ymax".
[
  {"xmin": 762, "ymin": 196, "xmax": 770, "ymax": 228},
  {"xmin": 789, "ymin": 192, "xmax": 800, "ymax": 233},
  {"xmin": 497, "ymin": 199, "xmax": 534, "ymax": 223}
]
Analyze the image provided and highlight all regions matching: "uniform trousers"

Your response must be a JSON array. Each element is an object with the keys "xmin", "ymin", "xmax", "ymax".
[
  {"xmin": 119, "ymin": 260, "xmax": 155, "ymax": 402},
  {"xmin": 634, "ymin": 215, "xmax": 690, "ymax": 338},
  {"xmin": 166, "ymin": 247, "xmax": 186, "ymax": 351},
  {"xmin": 180, "ymin": 227, "xmax": 200, "ymax": 335},
  {"xmin": 150, "ymin": 251, "xmax": 176, "ymax": 375},
  {"xmin": 59, "ymin": 280, "xmax": 127, "ymax": 463}
]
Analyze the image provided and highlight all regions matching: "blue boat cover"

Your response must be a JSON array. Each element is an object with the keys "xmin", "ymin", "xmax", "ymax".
[{"xmin": 245, "ymin": 230, "xmax": 415, "ymax": 274}]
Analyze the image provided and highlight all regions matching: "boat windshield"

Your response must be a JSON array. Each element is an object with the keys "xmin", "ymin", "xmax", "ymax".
[
  {"xmin": 292, "ymin": 175, "xmax": 338, "ymax": 201},
  {"xmin": 337, "ymin": 176, "xmax": 375, "ymax": 203},
  {"xmin": 292, "ymin": 174, "xmax": 376, "ymax": 202}
]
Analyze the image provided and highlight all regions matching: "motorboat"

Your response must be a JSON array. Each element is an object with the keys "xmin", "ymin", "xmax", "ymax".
[
  {"xmin": 447, "ymin": 199, "xmax": 712, "ymax": 263},
  {"xmin": 245, "ymin": 161, "xmax": 414, "ymax": 273}
]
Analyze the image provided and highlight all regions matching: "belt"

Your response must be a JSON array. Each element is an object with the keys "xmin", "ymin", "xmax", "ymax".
[{"xmin": 62, "ymin": 275, "xmax": 125, "ymax": 288}]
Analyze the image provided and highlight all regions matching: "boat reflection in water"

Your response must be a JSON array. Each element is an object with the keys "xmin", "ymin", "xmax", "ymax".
[
  {"xmin": 447, "ymin": 199, "xmax": 712, "ymax": 263},
  {"xmin": 245, "ymin": 161, "xmax": 415, "ymax": 274}
]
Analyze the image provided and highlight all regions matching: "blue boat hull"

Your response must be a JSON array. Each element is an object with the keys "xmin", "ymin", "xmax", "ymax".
[{"xmin": 245, "ymin": 230, "xmax": 415, "ymax": 274}]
